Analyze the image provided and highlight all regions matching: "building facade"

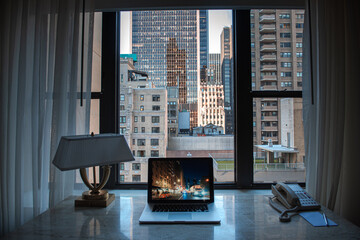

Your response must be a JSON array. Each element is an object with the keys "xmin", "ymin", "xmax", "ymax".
[
  {"xmin": 119, "ymin": 58, "xmax": 168, "ymax": 183},
  {"xmin": 208, "ymin": 53, "xmax": 221, "ymax": 85},
  {"xmin": 251, "ymin": 9, "xmax": 305, "ymax": 163}
]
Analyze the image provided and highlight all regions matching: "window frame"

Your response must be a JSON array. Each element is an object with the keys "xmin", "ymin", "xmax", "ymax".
[{"xmin": 101, "ymin": 9, "xmax": 305, "ymax": 190}]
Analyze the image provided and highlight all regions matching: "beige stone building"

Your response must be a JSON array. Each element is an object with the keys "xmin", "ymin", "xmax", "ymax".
[{"xmin": 119, "ymin": 58, "xmax": 168, "ymax": 183}]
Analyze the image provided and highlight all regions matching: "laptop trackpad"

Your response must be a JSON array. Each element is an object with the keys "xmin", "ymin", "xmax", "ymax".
[{"xmin": 168, "ymin": 213, "xmax": 192, "ymax": 220}]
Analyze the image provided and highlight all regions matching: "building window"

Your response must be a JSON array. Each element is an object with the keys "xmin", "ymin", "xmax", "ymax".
[
  {"xmin": 132, "ymin": 175, "xmax": 141, "ymax": 182},
  {"xmin": 141, "ymin": 116, "xmax": 145, "ymax": 122},
  {"xmin": 120, "ymin": 116, "xmax": 126, "ymax": 123},
  {"xmin": 152, "ymin": 127, "xmax": 160, "ymax": 133},
  {"xmin": 132, "ymin": 139, "xmax": 135, "ymax": 145},
  {"xmin": 152, "ymin": 95, "xmax": 160, "ymax": 101},
  {"xmin": 296, "ymin": 52, "xmax": 303, "ymax": 58},
  {"xmin": 281, "ymin": 72, "xmax": 292, "ymax": 77},
  {"xmin": 120, "ymin": 94, "xmax": 125, "ymax": 101},
  {"xmin": 297, "ymin": 81, "xmax": 303, "ymax": 87},
  {"xmin": 137, "ymin": 139, "xmax": 145, "ymax": 146},
  {"xmin": 120, "ymin": 163, "xmax": 125, "ymax": 170},
  {"xmin": 120, "ymin": 127, "xmax": 126, "ymax": 134},
  {"xmin": 134, "ymin": 127, "xmax": 138, "ymax": 133},
  {"xmin": 120, "ymin": 175, "xmax": 125, "ymax": 182},
  {"xmin": 140, "ymin": 95, "xmax": 144, "ymax": 101},
  {"xmin": 280, "ymin": 52, "xmax": 292, "ymax": 58},
  {"xmin": 281, "ymin": 62, "xmax": 292, "ymax": 68},
  {"xmin": 151, "ymin": 150, "xmax": 159, "ymax": 157},
  {"xmin": 296, "ymin": 23, "xmax": 304, "ymax": 28},
  {"xmin": 141, "ymin": 127, "xmax": 145, "ymax": 133},
  {"xmin": 132, "ymin": 163, "xmax": 141, "ymax": 170},
  {"xmin": 137, "ymin": 151, "xmax": 145, "ymax": 157},
  {"xmin": 296, "ymin": 42, "xmax": 303, "ymax": 48},
  {"xmin": 280, "ymin": 23, "xmax": 290, "ymax": 29},
  {"xmin": 296, "ymin": 33, "xmax": 303, "ymax": 38},
  {"xmin": 279, "ymin": 14, "xmax": 290, "ymax": 19},
  {"xmin": 152, "ymin": 116, "xmax": 160, "ymax": 123},
  {"xmin": 280, "ymin": 33, "xmax": 291, "ymax": 38},
  {"xmin": 134, "ymin": 116, "xmax": 138, "ymax": 122},
  {"xmin": 297, "ymin": 62, "xmax": 303, "ymax": 67},
  {"xmin": 280, "ymin": 42, "xmax": 291, "ymax": 48},
  {"xmin": 152, "ymin": 105, "xmax": 160, "ymax": 111},
  {"xmin": 140, "ymin": 105, "xmax": 144, "ymax": 111},
  {"xmin": 297, "ymin": 72, "xmax": 303, "ymax": 77},
  {"xmin": 151, "ymin": 139, "xmax": 159, "ymax": 146},
  {"xmin": 120, "ymin": 105, "xmax": 125, "ymax": 111},
  {"xmin": 296, "ymin": 14, "xmax": 304, "ymax": 19}
]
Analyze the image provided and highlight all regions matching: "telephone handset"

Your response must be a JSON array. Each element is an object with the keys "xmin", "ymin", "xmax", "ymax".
[{"xmin": 270, "ymin": 183, "xmax": 321, "ymax": 222}]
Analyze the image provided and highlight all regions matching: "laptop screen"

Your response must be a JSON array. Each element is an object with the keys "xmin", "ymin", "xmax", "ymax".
[{"xmin": 148, "ymin": 157, "xmax": 214, "ymax": 203}]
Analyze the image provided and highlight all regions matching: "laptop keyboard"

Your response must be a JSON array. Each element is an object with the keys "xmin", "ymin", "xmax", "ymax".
[{"xmin": 152, "ymin": 204, "xmax": 209, "ymax": 212}]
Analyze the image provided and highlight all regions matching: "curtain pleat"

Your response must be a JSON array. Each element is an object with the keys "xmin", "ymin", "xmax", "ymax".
[{"xmin": 0, "ymin": 0, "xmax": 94, "ymax": 235}]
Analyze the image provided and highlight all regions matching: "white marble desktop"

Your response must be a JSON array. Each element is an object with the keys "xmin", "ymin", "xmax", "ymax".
[{"xmin": 3, "ymin": 190, "xmax": 360, "ymax": 239}]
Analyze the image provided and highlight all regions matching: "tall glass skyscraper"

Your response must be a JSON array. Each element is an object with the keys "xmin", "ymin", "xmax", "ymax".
[{"xmin": 131, "ymin": 10, "xmax": 208, "ymax": 104}]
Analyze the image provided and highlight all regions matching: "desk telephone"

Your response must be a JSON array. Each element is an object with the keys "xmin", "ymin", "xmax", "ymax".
[{"xmin": 270, "ymin": 183, "xmax": 321, "ymax": 222}]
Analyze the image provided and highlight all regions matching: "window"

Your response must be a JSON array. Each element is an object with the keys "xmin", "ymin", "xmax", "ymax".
[
  {"xmin": 152, "ymin": 95, "xmax": 160, "ymax": 101},
  {"xmin": 140, "ymin": 105, "xmax": 144, "ymax": 111},
  {"xmin": 152, "ymin": 127, "xmax": 160, "ymax": 133},
  {"xmin": 297, "ymin": 62, "xmax": 303, "ymax": 67},
  {"xmin": 280, "ymin": 33, "xmax": 291, "ymax": 38},
  {"xmin": 141, "ymin": 116, "xmax": 145, "ymax": 122},
  {"xmin": 297, "ymin": 81, "xmax": 303, "ymax": 87},
  {"xmin": 141, "ymin": 127, "xmax": 145, "ymax": 133},
  {"xmin": 280, "ymin": 52, "xmax": 292, "ymax": 58},
  {"xmin": 134, "ymin": 116, "xmax": 138, "ymax": 122},
  {"xmin": 281, "ymin": 62, "xmax": 292, "ymax": 68},
  {"xmin": 120, "ymin": 105, "xmax": 125, "ymax": 111},
  {"xmin": 296, "ymin": 14, "xmax": 304, "ymax": 19},
  {"xmin": 279, "ymin": 14, "xmax": 290, "ymax": 19},
  {"xmin": 120, "ymin": 127, "xmax": 126, "ymax": 134},
  {"xmin": 134, "ymin": 127, "xmax": 138, "ymax": 133},
  {"xmin": 296, "ymin": 52, "xmax": 303, "ymax": 58},
  {"xmin": 152, "ymin": 116, "xmax": 160, "ymax": 123},
  {"xmin": 151, "ymin": 150, "xmax": 159, "ymax": 157},
  {"xmin": 132, "ymin": 175, "xmax": 141, "ymax": 182},
  {"xmin": 137, "ymin": 151, "xmax": 145, "ymax": 157},
  {"xmin": 280, "ymin": 23, "xmax": 290, "ymax": 29},
  {"xmin": 296, "ymin": 23, "xmax": 304, "ymax": 28},
  {"xmin": 281, "ymin": 72, "xmax": 292, "ymax": 77},
  {"xmin": 296, "ymin": 33, "xmax": 303, "ymax": 38},
  {"xmin": 280, "ymin": 42, "xmax": 291, "ymax": 48},
  {"xmin": 152, "ymin": 105, "xmax": 160, "ymax": 111},
  {"xmin": 132, "ymin": 163, "xmax": 141, "ymax": 170},
  {"xmin": 120, "ymin": 116, "xmax": 126, "ymax": 123},
  {"xmin": 297, "ymin": 72, "xmax": 303, "ymax": 77},
  {"xmin": 120, "ymin": 163, "xmax": 125, "ymax": 170},
  {"xmin": 120, "ymin": 175, "xmax": 125, "ymax": 182},
  {"xmin": 140, "ymin": 95, "xmax": 144, "ymax": 101},
  {"xmin": 151, "ymin": 139, "xmax": 159, "ymax": 146},
  {"xmin": 137, "ymin": 139, "xmax": 145, "ymax": 146},
  {"xmin": 120, "ymin": 94, "xmax": 125, "ymax": 101},
  {"xmin": 296, "ymin": 42, "xmax": 303, "ymax": 48}
]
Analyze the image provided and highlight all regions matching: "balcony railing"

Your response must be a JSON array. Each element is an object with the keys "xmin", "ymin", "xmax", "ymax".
[
  {"xmin": 261, "ymin": 126, "xmax": 278, "ymax": 131},
  {"xmin": 260, "ymin": 85, "xmax": 277, "ymax": 91},
  {"xmin": 260, "ymin": 44, "xmax": 276, "ymax": 52},
  {"xmin": 259, "ymin": 9, "xmax": 276, "ymax": 14},
  {"xmin": 260, "ymin": 75, "xmax": 277, "ymax": 81},
  {"xmin": 261, "ymin": 116, "xmax": 278, "ymax": 121},
  {"xmin": 260, "ymin": 55, "xmax": 277, "ymax": 61},
  {"xmin": 260, "ymin": 34, "xmax": 276, "ymax": 42},
  {"xmin": 259, "ymin": 15, "xmax": 276, "ymax": 23},
  {"xmin": 260, "ymin": 24, "xmax": 276, "ymax": 32},
  {"xmin": 261, "ymin": 105, "xmax": 278, "ymax": 111},
  {"xmin": 254, "ymin": 163, "xmax": 306, "ymax": 172},
  {"xmin": 260, "ymin": 64, "xmax": 277, "ymax": 71}
]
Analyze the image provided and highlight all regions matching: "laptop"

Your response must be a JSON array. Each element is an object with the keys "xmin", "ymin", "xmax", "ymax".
[{"xmin": 139, "ymin": 157, "xmax": 221, "ymax": 224}]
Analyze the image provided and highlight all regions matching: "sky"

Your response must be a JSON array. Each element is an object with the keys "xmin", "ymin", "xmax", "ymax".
[{"xmin": 120, "ymin": 10, "xmax": 232, "ymax": 54}]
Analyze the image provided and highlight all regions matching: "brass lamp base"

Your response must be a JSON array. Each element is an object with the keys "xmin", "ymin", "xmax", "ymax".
[
  {"xmin": 75, "ymin": 165, "xmax": 113, "ymax": 208},
  {"xmin": 75, "ymin": 193, "xmax": 115, "ymax": 207}
]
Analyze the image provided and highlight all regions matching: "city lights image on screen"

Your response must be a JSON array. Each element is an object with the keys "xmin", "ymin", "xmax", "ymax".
[{"xmin": 151, "ymin": 159, "xmax": 211, "ymax": 200}]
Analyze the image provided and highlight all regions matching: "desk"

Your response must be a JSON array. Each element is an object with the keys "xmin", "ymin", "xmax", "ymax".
[{"xmin": 3, "ymin": 190, "xmax": 360, "ymax": 239}]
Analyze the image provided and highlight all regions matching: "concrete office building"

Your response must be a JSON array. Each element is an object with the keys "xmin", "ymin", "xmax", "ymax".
[
  {"xmin": 119, "ymin": 58, "xmax": 168, "ymax": 183},
  {"xmin": 251, "ymin": 9, "xmax": 305, "ymax": 163},
  {"xmin": 208, "ymin": 53, "xmax": 222, "ymax": 85}
]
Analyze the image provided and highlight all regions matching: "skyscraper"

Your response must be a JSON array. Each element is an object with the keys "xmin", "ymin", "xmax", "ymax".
[
  {"xmin": 208, "ymin": 53, "xmax": 221, "ymax": 85},
  {"xmin": 220, "ymin": 27, "xmax": 234, "ymax": 134},
  {"xmin": 131, "ymin": 10, "xmax": 209, "ymax": 104}
]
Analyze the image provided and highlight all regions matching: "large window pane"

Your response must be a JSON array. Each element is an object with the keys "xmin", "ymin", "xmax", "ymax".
[{"xmin": 119, "ymin": 10, "xmax": 234, "ymax": 184}]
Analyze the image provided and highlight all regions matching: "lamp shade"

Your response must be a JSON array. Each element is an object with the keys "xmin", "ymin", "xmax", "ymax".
[{"xmin": 53, "ymin": 134, "xmax": 134, "ymax": 171}]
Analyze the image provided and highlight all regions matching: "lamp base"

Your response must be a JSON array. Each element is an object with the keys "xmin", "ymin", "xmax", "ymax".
[{"xmin": 75, "ymin": 193, "xmax": 115, "ymax": 207}]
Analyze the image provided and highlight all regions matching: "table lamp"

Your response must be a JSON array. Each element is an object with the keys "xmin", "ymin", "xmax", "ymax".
[{"xmin": 52, "ymin": 133, "xmax": 134, "ymax": 207}]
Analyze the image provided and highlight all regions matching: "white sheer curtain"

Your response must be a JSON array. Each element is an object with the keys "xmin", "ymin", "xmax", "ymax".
[
  {"xmin": 303, "ymin": 0, "xmax": 360, "ymax": 226},
  {"xmin": 0, "ymin": 0, "xmax": 94, "ymax": 236}
]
